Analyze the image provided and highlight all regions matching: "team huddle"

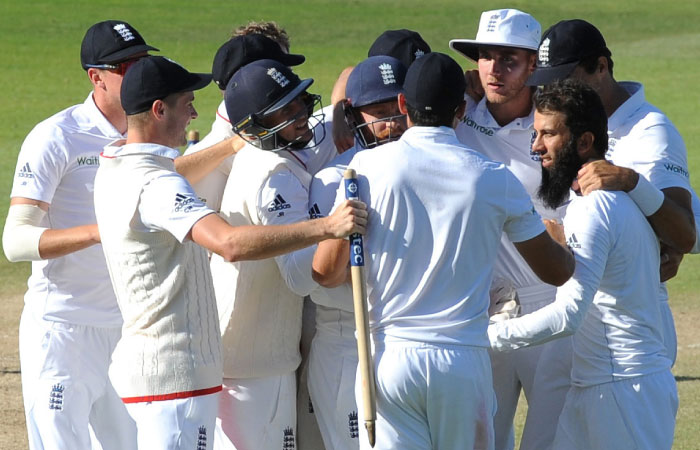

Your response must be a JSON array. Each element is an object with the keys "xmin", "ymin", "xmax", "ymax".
[{"xmin": 3, "ymin": 8, "xmax": 699, "ymax": 450}]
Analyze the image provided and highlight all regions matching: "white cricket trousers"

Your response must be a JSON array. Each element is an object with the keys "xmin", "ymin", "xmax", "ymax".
[
  {"xmin": 357, "ymin": 341, "xmax": 496, "ymax": 450},
  {"xmin": 215, "ymin": 373, "xmax": 297, "ymax": 450},
  {"xmin": 19, "ymin": 308, "xmax": 136, "ymax": 450},
  {"xmin": 490, "ymin": 291, "xmax": 572, "ymax": 450},
  {"xmin": 125, "ymin": 391, "xmax": 219, "ymax": 449},
  {"xmin": 553, "ymin": 370, "xmax": 678, "ymax": 450},
  {"xmin": 308, "ymin": 331, "xmax": 359, "ymax": 450}
]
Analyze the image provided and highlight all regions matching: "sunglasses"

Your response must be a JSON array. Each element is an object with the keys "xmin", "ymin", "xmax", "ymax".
[{"xmin": 85, "ymin": 56, "xmax": 144, "ymax": 76}]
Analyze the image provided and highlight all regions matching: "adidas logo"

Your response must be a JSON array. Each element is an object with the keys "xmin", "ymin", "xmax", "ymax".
[
  {"xmin": 17, "ymin": 162, "xmax": 34, "ymax": 179},
  {"xmin": 49, "ymin": 383, "xmax": 64, "ymax": 411},
  {"xmin": 378, "ymin": 63, "xmax": 396, "ymax": 85},
  {"xmin": 113, "ymin": 23, "xmax": 135, "ymax": 42},
  {"xmin": 539, "ymin": 38, "xmax": 551, "ymax": 65},
  {"xmin": 567, "ymin": 233, "xmax": 581, "ymax": 249},
  {"xmin": 174, "ymin": 193, "xmax": 196, "ymax": 213},
  {"xmin": 348, "ymin": 411, "xmax": 359, "ymax": 439},
  {"xmin": 267, "ymin": 194, "xmax": 291, "ymax": 212},
  {"xmin": 267, "ymin": 67, "xmax": 290, "ymax": 88},
  {"xmin": 308, "ymin": 203, "xmax": 323, "ymax": 219}
]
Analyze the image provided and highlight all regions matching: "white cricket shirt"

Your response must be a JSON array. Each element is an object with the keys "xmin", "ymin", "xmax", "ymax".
[
  {"xmin": 489, "ymin": 190, "xmax": 670, "ymax": 386},
  {"xmin": 455, "ymin": 99, "xmax": 565, "ymax": 305},
  {"xmin": 10, "ymin": 93, "xmax": 123, "ymax": 327},
  {"xmin": 336, "ymin": 126, "xmax": 545, "ymax": 347}
]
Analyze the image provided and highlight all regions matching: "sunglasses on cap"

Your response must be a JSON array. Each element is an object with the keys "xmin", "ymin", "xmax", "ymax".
[{"xmin": 84, "ymin": 56, "xmax": 145, "ymax": 76}]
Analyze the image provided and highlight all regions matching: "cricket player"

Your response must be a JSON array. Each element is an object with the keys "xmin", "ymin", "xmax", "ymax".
[
  {"xmin": 489, "ymin": 79, "xmax": 678, "ymax": 449},
  {"xmin": 313, "ymin": 52, "xmax": 575, "ymax": 450},
  {"xmin": 209, "ymin": 58, "xmax": 342, "ymax": 450},
  {"xmin": 93, "ymin": 56, "xmax": 366, "ymax": 450},
  {"xmin": 305, "ymin": 55, "xmax": 408, "ymax": 450},
  {"xmin": 2, "ymin": 20, "xmax": 158, "ymax": 450},
  {"xmin": 449, "ymin": 9, "xmax": 569, "ymax": 450},
  {"xmin": 526, "ymin": 19, "xmax": 698, "ymax": 367}
]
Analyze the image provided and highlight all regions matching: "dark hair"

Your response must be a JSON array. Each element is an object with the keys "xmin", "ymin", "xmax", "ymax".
[
  {"xmin": 534, "ymin": 79, "xmax": 608, "ymax": 158},
  {"xmin": 578, "ymin": 52, "xmax": 614, "ymax": 77},
  {"xmin": 405, "ymin": 103, "xmax": 456, "ymax": 128}
]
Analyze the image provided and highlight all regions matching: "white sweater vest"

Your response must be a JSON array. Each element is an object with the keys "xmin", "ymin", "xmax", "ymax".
[
  {"xmin": 95, "ymin": 151, "xmax": 222, "ymax": 398},
  {"xmin": 211, "ymin": 145, "xmax": 311, "ymax": 379}
]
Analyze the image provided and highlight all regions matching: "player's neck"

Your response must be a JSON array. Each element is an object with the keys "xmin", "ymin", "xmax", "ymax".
[
  {"xmin": 486, "ymin": 89, "xmax": 533, "ymax": 127},
  {"xmin": 599, "ymin": 79, "xmax": 631, "ymax": 118},
  {"xmin": 93, "ymin": 92, "xmax": 128, "ymax": 135}
]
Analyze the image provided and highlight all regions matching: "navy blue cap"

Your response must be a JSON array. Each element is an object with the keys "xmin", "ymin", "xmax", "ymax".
[
  {"xmin": 403, "ymin": 52, "xmax": 466, "ymax": 115},
  {"xmin": 212, "ymin": 34, "xmax": 305, "ymax": 90},
  {"xmin": 346, "ymin": 56, "xmax": 406, "ymax": 108},
  {"xmin": 81, "ymin": 20, "xmax": 158, "ymax": 70},
  {"xmin": 526, "ymin": 19, "xmax": 611, "ymax": 86},
  {"xmin": 368, "ymin": 29, "xmax": 431, "ymax": 68},
  {"xmin": 121, "ymin": 56, "xmax": 211, "ymax": 115},
  {"xmin": 225, "ymin": 59, "xmax": 313, "ymax": 129}
]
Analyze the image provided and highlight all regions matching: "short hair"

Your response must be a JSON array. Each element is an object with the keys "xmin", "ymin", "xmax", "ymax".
[
  {"xmin": 233, "ymin": 21, "xmax": 290, "ymax": 52},
  {"xmin": 405, "ymin": 103, "xmax": 456, "ymax": 128},
  {"xmin": 578, "ymin": 52, "xmax": 614, "ymax": 77},
  {"xmin": 534, "ymin": 79, "xmax": 608, "ymax": 158}
]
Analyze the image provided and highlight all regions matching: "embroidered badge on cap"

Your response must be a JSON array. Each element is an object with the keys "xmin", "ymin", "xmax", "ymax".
[
  {"xmin": 267, "ymin": 67, "xmax": 290, "ymax": 87},
  {"xmin": 113, "ymin": 23, "xmax": 136, "ymax": 42}
]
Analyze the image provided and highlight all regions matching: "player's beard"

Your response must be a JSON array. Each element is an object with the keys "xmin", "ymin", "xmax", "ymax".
[{"xmin": 537, "ymin": 136, "xmax": 583, "ymax": 209}]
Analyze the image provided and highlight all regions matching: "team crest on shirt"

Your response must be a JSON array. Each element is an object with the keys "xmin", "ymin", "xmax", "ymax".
[
  {"xmin": 348, "ymin": 411, "xmax": 359, "ymax": 439},
  {"xmin": 49, "ymin": 383, "xmax": 64, "ymax": 411},
  {"xmin": 283, "ymin": 427, "xmax": 295, "ymax": 449},
  {"xmin": 567, "ymin": 233, "xmax": 581, "ymax": 249},
  {"xmin": 196, "ymin": 426, "xmax": 207, "ymax": 450},
  {"xmin": 173, "ymin": 193, "xmax": 197, "ymax": 213},
  {"xmin": 529, "ymin": 131, "xmax": 541, "ymax": 161}
]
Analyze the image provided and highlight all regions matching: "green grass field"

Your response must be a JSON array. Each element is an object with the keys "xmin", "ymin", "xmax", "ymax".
[{"xmin": 1, "ymin": 0, "xmax": 699, "ymax": 448}]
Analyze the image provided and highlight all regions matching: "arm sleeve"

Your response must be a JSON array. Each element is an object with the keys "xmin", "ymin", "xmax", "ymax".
[
  {"xmin": 2, "ymin": 204, "xmax": 48, "ymax": 262},
  {"xmin": 489, "ymin": 196, "xmax": 611, "ymax": 351},
  {"xmin": 139, "ymin": 172, "xmax": 214, "ymax": 243},
  {"xmin": 11, "ymin": 128, "xmax": 68, "ymax": 203},
  {"xmin": 257, "ymin": 169, "xmax": 319, "ymax": 296},
  {"xmin": 631, "ymin": 123, "xmax": 691, "ymax": 192},
  {"xmin": 502, "ymin": 168, "xmax": 546, "ymax": 243}
]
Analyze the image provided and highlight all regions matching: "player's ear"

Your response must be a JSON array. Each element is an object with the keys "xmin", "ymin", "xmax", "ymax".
[
  {"xmin": 397, "ymin": 93, "xmax": 408, "ymax": 115},
  {"xmin": 576, "ymin": 131, "xmax": 595, "ymax": 159},
  {"xmin": 87, "ymin": 68, "xmax": 105, "ymax": 89},
  {"xmin": 152, "ymin": 99, "xmax": 166, "ymax": 120}
]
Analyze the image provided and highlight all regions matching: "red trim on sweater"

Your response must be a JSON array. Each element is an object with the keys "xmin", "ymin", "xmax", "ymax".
[{"xmin": 121, "ymin": 385, "xmax": 222, "ymax": 403}]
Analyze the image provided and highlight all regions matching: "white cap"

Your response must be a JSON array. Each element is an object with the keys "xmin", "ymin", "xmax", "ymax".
[{"xmin": 449, "ymin": 9, "xmax": 541, "ymax": 62}]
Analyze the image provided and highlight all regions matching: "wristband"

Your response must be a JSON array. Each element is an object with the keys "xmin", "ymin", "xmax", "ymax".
[{"xmin": 627, "ymin": 175, "xmax": 664, "ymax": 216}]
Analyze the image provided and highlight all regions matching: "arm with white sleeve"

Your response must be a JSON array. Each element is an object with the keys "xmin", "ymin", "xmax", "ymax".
[{"xmin": 489, "ymin": 199, "xmax": 610, "ymax": 351}]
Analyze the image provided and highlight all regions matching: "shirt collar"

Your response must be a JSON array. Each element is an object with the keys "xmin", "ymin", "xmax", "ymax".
[
  {"xmin": 472, "ymin": 97, "xmax": 534, "ymax": 131},
  {"xmin": 402, "ymin": 125, "xmax": 459, "ymax": 143},
  {"xmin": 608, "ymin": 81, "xmax": 644, "ymax": 132},
  {"xmin": 82, "ymin": 93, "xmax": 125, "ymax": 139},
  {"xmin": 102, "ymin": 141, "xmax": 181, "ymax": 159}
]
